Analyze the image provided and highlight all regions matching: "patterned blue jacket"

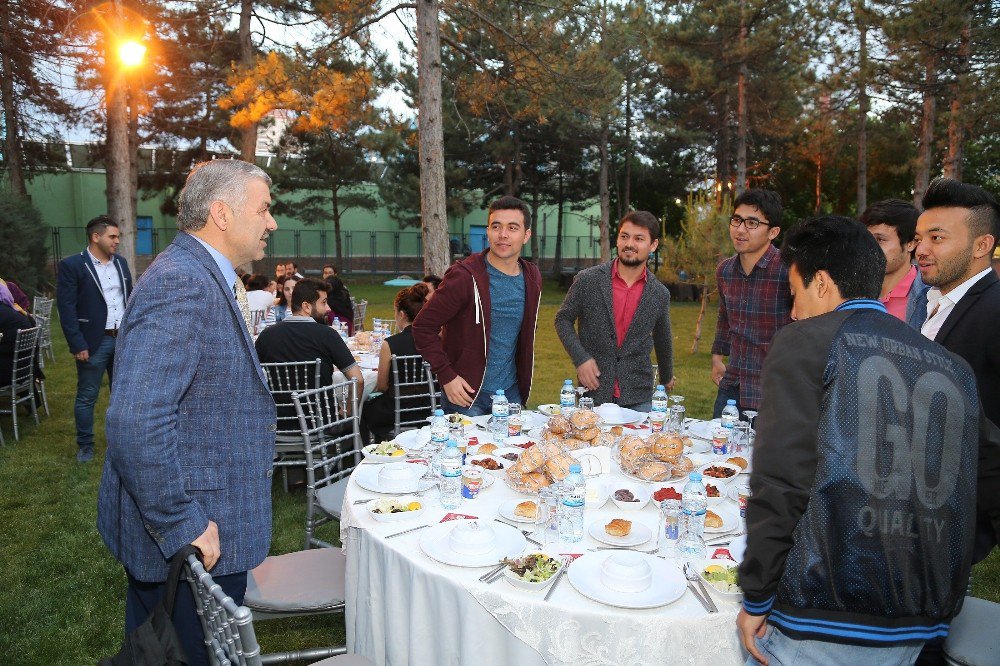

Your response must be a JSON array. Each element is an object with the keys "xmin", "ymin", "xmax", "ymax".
[{"xmin": 97, "ymin": 232, "xmax": 276, "ymax": 582}]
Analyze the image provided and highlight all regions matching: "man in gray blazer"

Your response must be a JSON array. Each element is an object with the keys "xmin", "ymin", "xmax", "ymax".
[
  {"xmin": 97, "ymin": 160, "xmax": 278, "ymax": 665},
  {"xmin": 555, "ymin": 210, "xmax": 674, "ymax": 411}
]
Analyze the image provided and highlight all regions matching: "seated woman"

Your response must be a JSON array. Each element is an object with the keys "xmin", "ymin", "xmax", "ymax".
[
  {"xmin": 245, "ymin": 274, "xmax": 274, "ymax": 311},
  {"xmin": 0, "ymin": 285, "xmax": 37, "ymax": 387},
  {"xmin": 324, "ymin": 276, "xmax": 355, "ymax": 334},
  {"xmin": 270, "ymin": 275, "xmax": 295, "ymax": 324},
  {"xmin": 361, "ymin": 283, "xmax": 431, "ymax": 444}
]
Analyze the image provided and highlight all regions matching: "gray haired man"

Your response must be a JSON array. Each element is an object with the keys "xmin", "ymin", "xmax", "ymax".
[{"xmin": 555, "ymin": 210, "xmax": 674, "ymax": 411}]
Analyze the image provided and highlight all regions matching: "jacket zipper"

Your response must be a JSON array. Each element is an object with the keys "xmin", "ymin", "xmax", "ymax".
[{"xmin": 470, "ymin": 275, "xmax": 487, "ymax": 406}]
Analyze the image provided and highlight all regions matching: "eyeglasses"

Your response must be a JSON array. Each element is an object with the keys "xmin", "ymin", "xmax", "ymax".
[{"xmin": 729, "ymin": 214, "xmax": 770, "ymax": 230}]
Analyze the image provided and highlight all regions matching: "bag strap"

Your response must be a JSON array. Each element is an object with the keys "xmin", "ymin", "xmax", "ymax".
[{"xmin": 162, "ymin": 544, "xmax": 201, "ymax": 617}]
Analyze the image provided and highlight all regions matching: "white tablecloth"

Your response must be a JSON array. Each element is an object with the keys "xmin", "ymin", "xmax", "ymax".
[{"xmin": 341, "ymin": 420, "xmax": 747, "ymax": 666}]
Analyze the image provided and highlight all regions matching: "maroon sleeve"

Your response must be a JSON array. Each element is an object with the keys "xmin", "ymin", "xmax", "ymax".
[{"xmin": 411, "ymin": 267, "xmax": 470, "ymax": 387}]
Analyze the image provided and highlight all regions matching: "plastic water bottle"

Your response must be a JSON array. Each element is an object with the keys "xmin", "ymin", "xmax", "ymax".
[
  {"xmin": 558, "ymin": 464, "xmax": 586, "ymax": 543},
  {"xmin": 651, "ymin": 384, "xmax": 669, "ymax": 414},
  {"xmin": 439, "ymin": 440, "xmax": 463, "ymax": 509},
  {"xmin": 677, "ymin": 472, "xmax": 708, "ymax": 559},
  {"xmin": 491, "ymin": 390, "xmax": 509, "ymax": 443},
  {"xmin": 560, "ymin": 379, "xmax": 576, "ymax": 414},
  {"xmin": 721, "ymin": 399, "xmax": 739, "ymax": 431},
  {"xmin": 429, "ymin": 409, "xmax": 449, "ymax": 475}
]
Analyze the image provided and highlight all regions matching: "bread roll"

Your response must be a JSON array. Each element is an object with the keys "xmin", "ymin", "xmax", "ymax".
[
  {"xmin": 575, "ymin": 426, "xmax": 601, "ymax": 442},
  {"xmin": 594, "ymin": 432, "xmax": 617, "ymax": 448},
  {"xmin": 705, "ymin": 510, "xmax": 723, "ymax": 529},
  {"xmin": 610, "ymin": 425, "xmax": 624, "ymax": 438},
  {"xmin": 560, "ymin": 437, "xmax": 588, "ymax": 451},
  {"xmin": 522, "ymin": 471, "xmax": 551, "ymax": 490},
  {"xmin": 605, "ymin": 518, "xmax": 632, "ymax": 537},
  {"xmin": 514, "ymin": 501, "xmax": 538, "ymax": 519},
  {"xmin": 544, "ymin": 454, "xmax": 575, "ymax": 481},
  {"xmin": 513, "ymin": 444, "xmax": 545, "ymax": 473},
  {"xmin": 727, "ymin": 456, "xmax": 748, "ymax": 470},
  {"xmin": 638, "ymin": 461, "xmax": 672, "ymax": 482},
  {"xmin": 619, "ymin": 436, "xmax": 651, "ymax": 463},
  {"xmin": 548, "ymin": 415, "xmax": 572, "ymax": 435},
  {"xmin": 651, "ymin": 434, "xmax": 684, "ymax": 460},
  {"xmin": 478, "ymin": 443, "xmax": 499, "ymax": 455},
  {"xmin": 569, "ymin": 409, "xmax": 600, "ymax": 429}
]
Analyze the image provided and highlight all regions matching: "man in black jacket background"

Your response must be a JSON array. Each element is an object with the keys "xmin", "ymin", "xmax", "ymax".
[{"xmin": 738, "ymin": 216, "xmax": 1000, "ymax": 665}]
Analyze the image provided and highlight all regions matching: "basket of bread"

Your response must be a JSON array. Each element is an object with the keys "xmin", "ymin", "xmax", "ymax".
[
  {"xmin": 614, "ymin": 433, "xmax": 694, "ymax": 482},
  {"xmin": 504, "ymin": 409, "xmax": 612, "ymax": 492}
]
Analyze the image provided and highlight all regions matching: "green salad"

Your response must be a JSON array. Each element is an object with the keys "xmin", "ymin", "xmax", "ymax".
[
  {"xmin": 703, "ymin": 564, "xmax": 741, "ymax": 594},
  {"xmin": 504, "ymin": 554, "xmax": 561, "ymax": 582},
  {"xmin": 371, "ymin": 441, "xmax": 405, "ymax": 457}
]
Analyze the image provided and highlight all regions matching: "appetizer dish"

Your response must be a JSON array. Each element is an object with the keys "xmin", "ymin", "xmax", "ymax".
[
  {"xmin": 653, "ymin": 487, "xmax": 682, "ymax": 503},
  {"xmin": 605, "ymin": 518, "xmax": 633, "ymax": 537},
  {"xmin": 702, "ymin": 563, "xmax": 741, "ymax": 594},
  {"xmin": 614, "ymin": 489, "xmax": 639, "ymax": 502},
  {"xmin": 703, "ymin": 465, "xmax": 738, "ymax": 479},
  {"xmin": 504, "ymin": 553, "xmax": 561, "ymax": 583},
  {"xmin": 371, "ymin": 441, "xmax": 405, "ymax": 457}
]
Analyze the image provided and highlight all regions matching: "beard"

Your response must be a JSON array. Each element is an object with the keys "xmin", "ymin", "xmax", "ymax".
[
  {"xmin": 618, "ymin": 252, "xmax": 646, "ymax": 267},
  {"xmin": 312, "ymin": 313, "xmax": 328, "ymax": 325}
]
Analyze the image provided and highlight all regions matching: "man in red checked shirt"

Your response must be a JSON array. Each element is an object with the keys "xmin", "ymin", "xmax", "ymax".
[{"xmin": 555, "ymin": 210, "xmax": 674, "ymax": 410}]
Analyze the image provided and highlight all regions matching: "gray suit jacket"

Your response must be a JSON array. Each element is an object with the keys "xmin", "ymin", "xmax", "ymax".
[
  {"xmin": 555, "ymin": 261, "xmax": 673, "ymax": 406},
  {"xmin": 97, "ymin": 232, "xmax": 277, "ymax": 582}
]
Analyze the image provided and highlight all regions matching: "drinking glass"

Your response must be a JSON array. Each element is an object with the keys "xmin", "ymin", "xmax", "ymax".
[{"xmin": 578, "ymin": 396, "xmax": 594, "ymax": 411}]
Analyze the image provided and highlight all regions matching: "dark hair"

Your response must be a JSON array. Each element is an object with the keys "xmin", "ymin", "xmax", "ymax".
[
  {"xmin": 488, "ymin": 196, "xmax": 532, "ymax": 230},
  {"xmin": 323, "ymin": 264, "xmax": 337, "ymax": 274},
  {"xmin": 246, "ymin": 274, "xmax": 269, "ymax": 291},
  {"xmin": 422, "ymin": 274, "xmax": 442, "ymax": 289},
  {"xmin": 859, "ymin": 199, "xmax": 919, "ymax": 248},
  {"xmin": 780, "ymin": 216, "xmax": 885, "ymax": 300},
  {"xmin": 291, "ymin": 277, "xmax": 327, "ymax": 312},
  {"xmin": 733, "ymin": 189, "xmax": 784, "ymax": 229},
  {"xmin": 395, "ymin": 283, "xmax": 430, "ymax": 323},
  {"xmin": 619, "ymin": 210, "xmax": 660, "ymax": 242},
  {"xmin": 922, "ymin": 178, "xmax": 1000, "ymax": 252},
  {"xmin": 240, "ymin": 273, "xmax": 251, "ymax": 287},
  {"xmin": 85, "ymin": 215, "xmax": 118, "ymax": 239},
  {"xmin": 275, "ymin": 275, "xmax": 290, "ymax": 306}
]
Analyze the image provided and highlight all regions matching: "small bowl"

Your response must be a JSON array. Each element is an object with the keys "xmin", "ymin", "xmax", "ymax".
[
  {"xmin": 449, "ymin": 521, "xmax": 497, "ymax": 555},
  {"xmin": 467, "ymin": 454, "xmax": 508, "ymax": 476},
  {"xmin": 378, "ymin": 463, "xmax": 419, "ymax": 493},
  {"xmin": 362, "ymin": 442, "xmax": 408, "ymax": 464},
  {"xmin": 703, "ymin": 481, "xmax": 729, "ymax": 506},
  {"xmin": 585, "ymin": 480, "xmax": 611, "ymax": 509},
  {"xmin": 367, "ymin": 495, "xmax": 425, "ymax": 523},
  {"xmin": 610, "ymin": 483, "xmax": 652, "ymax": 511},
  {"xmin": 503, "ymin": 552, "xmax": 564, "ymax": 590},
  {"xmin": 600, "ymin": 552, "xmax": 652, "ymax": 593},
  {"xmin": 698, "ymin": 558, "xmax": 743, "ymax": 601},
  {"xmin": 698, "ymin": 462, "xmax": 742, "ymax": 482}
]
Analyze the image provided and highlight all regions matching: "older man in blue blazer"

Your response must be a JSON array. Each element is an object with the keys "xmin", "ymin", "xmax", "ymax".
[
  {"xmin": 98, "ymin": 160, "xmax": 278, "ymax": 665},
  {"xmin": 56, "ymin": 216, "xmax": 133, "ymax": 462}
]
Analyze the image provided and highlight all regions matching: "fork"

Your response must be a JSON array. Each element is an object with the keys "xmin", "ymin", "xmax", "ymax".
[
  {"xmin": 492, "ymin": 518, "xmax": 543, "ymax": 547},
  {"xmin": 683, "ymin": 561, "xmax": 719, "ymax": 613}
]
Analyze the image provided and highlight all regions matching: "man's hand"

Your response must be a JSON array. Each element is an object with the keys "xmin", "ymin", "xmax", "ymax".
[
  {"xmin": 711, "ymin": 356, "xmax": 727, "ymax": 386},
  {"xmin": 443, "ymin": 376, "xmax": 476, "ymax": 408},
  {"xmin": 576, "ymin": 359, "xmax": 601, "ymax": 392},
  {"xmin": 191, "ymin": 520, "xmax": 221, "ymax": 571},
  {"xmin": 737, "ymin": 608, "xmax": 769, "ymax": 665},
  {"xmin": 74, "ymin": 350, "xmax": 90, "ymax": 362},
  {"xmin": 665, "ymin": 376, "xmax": 677, "ymax": 392}
]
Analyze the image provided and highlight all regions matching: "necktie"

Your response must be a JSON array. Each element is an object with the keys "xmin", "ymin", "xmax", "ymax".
[{"xmin": 234, "ymin": 279, "xmax": 253, "ymax": 336}]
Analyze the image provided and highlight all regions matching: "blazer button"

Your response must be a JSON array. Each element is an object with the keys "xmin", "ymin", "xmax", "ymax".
[
  {"xmin": 266, "ymin": 469, "xmax": 273, "ymax": 478},
  {"xmin": 268, "ymin": 423, "xmax": 277, "ymax": 432}
]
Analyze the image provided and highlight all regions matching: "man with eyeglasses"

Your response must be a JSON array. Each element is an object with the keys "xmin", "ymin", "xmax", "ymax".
[{"xmin": 710, "ymin": 189, "xmax": 792, "ymax": 418}]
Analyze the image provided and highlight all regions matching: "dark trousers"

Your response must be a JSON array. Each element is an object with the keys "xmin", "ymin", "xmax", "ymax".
[
  {"xmin": 712, "ymin": 383, "xmax": 743, "ymax": 419},
  {"xmin": 74, "ymin": 335, "xmax": 115, "ymax": 448},
  {"xmin": 126, "ymin": 569, "xmax": 248, "ymax": 666}
]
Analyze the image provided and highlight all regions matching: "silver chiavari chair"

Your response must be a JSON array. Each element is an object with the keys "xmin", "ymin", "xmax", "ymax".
[{"xmin": 0, "ymin": 326, "xmax": 41, "ymax": 441}]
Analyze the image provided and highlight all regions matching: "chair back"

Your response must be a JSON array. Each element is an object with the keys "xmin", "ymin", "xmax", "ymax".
[
  {"xmin": 353, "ymin": 300, "xmax": 367, "ymax": 332},
  {"xmin": 33, "ymin": 297, "xmax": 53, "ymax": 319},
  {"xmin": 9, "ymin": 327, "xmax": 41, "ymax": 391},
  {"xmin": 293, "ymin": 381, "xmax": 362, "ymax": 487},
  {"xmin": 185, "ymin": 554, "xmax": 263, "ymax": 666},
  {"xmin": 249, "ymin": 309, "xmax": 267, "ymax": 335},
  {"xmin": 261, "ymin": 359, "xmax": 323, "ymax": 438},
  {"xmin": 390, "ymin": 355, "xmax": 435, "ymax": 437}
]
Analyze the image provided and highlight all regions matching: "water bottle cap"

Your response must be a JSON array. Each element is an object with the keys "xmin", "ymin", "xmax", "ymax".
[
  {"xmin": 496, "ymin": 389, "xmax": 505, "ymax": 396},
  {"xmin": 656, "ymin": 384, "xmax": 665, "ymax": 391},
  {"xmin": 446, "ymin": 440, "xmax": 458, "ymax": 447},
  {"xmin": 689, "ymin": 472, "xmax": 702, "ymax": 482},
  {"xmin": 564, "ymin": 379, "xmax": 573, "ymax": 385},
  {"xmin": 434, "ymin": 409, "xmax": 444, "ymax": 416},
  {"xmin": 726, "ymin": 399, "xmax": 736, "ymax": 406},
  {"xmin": 569, "ymin": 463, "xmax": 582, "ymax": 473}
]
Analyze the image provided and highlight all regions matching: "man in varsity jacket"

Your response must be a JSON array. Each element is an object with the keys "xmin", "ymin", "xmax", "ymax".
[{"xmin": 738, "ymin": 216, "xmax": 1000, "ymax": 665}]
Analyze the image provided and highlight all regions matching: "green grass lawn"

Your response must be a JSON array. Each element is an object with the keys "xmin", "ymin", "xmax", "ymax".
[{"xmin": 1, "ymin": 277, "xmax": 996, "ymax": 665}]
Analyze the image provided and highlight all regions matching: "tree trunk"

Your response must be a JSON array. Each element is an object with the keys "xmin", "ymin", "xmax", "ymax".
[
  {"xmin": 690, "ymin": 282, "xmax": 710, "ymax": 354},
  {"xmin": 106, "ymin": 1, "xmax": 135, "ymax": 269},
  {"xmin": 735, "ymin": 1, "xmax": 748, "ymax": 196},
  {"xmin": 0, "ymin": 0, "xmax": 26, "ymax": 197},
  {"xmin": 814, "ymin": 153, "xmax": 822, "ymax": 214},
  {"xmin": 623, "ymin": 66, "xmax": 632, "ymax": 213},
  {"xmin": 717, "ymin": 92, "xmax": 731, "ymax": 205},
  {"xmin": 943, "ymin": 15, "xmax": 970, "ymax": 181},
  {"xmin": 332, "ymin": 185, "xmax": 343, "ymax": 265},
  {"xmin": 598, "ymin": 119, "xmax": 611, "ymax": 263},
  {"xmin": 855, "ymin": 0, "xmax": 868, "ymax": 214},
  {"xmin": 416, "ymin": 0, "xmax": 449, "ymax": 277},
  {"xmin": 913, "ymin": 54, "xmax": 937, "ymax": 206},
  {"xmin": 529, "ymin": 187, "xmax": 540, "ymax": 262},
  {"xmin": 552, "ymin": 166, "xmax": 564, "ymax": 278},
  {"xmin": 128, "ymin": 83, "xmax": 139, "ymax": 235},
  {"xmin": 238, "ymin": 0, "xmax": 257, "ymax": 163}
]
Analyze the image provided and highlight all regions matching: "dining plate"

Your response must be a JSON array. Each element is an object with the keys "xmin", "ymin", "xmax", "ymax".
[
  {"xmin": 728, "ymin": 534, "xmax": 747, "ymax": 563},
  {"xmin": 687, "ymin": 419, "xmax": 722, "ymax": 440},
  {"xmin": 361, "ymin": 443, "xmax": 409, "ymax": 464},
  {"xmin": 498, "ymin": 498, "xmax": 541, "ymax": 524},
  {"xmin": 567, "ymin": 552, "xmax": 686, "ymax": 609},
  {"xmin": 704, "ymin": 505, "xmax": 739, "ymax": 534},
  {"xmin": 594, "ymin": 403, "xmax": 646, "ymax": 425},
  {"xmin": 395, "ymin": 428, "xmax": 431, "ymax": 451},
  {"xmin": 587, "ymin": 519, "xmax": 653, "ymax": 547},
  {"xmin": 353, "ymin": 463, "xmax": 431, "ymax": 494},
  {"xmin": 419, "ymin": 521, "xmax": 527, "ymax": 567},
  {"xmin": 536, "ymin": 404, "xmax": 560, "ymax": 416}
]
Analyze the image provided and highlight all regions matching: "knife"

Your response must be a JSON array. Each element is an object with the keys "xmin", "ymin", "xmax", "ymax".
[
  {"xmin": 384, "ymin": 524, "xmax": 430, "ymax": 539},
  {"xmin": 543, "ymin": 563, "xmax": 569, "ymax": 601}
]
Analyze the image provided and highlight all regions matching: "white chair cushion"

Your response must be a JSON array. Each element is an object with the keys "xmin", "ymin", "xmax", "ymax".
[
  {"xmin": 245, "ymin": 547, "xmax": 347, "ymax": 613},
  {"xmin": 316, "ymin": 477, "xmax": 350, "ymax": 519},
  {"xmin": 944, "ymin": 596, "xmax": 1000, "ymax": 666},
  {"xmin": 310, "ymin": 655, "xmax": 375, "ymax": 666}
]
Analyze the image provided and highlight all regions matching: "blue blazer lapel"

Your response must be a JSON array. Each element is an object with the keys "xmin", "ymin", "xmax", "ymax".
[
  {"xmin": 172, "ymin": 233, "xmax": 268, "ymax": 389},
  {"xmin": 80, "ymin": 252, "xmax": 105, "ymax": 301}
]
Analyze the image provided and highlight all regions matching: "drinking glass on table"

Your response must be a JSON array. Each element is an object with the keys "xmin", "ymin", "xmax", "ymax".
[
  {"xmin": 742, "ymin": 410, "xmax": 758, "ymax": 449},
  {"xmin": 670, "ymin": 395, "xmax": 686, "ymax": 434},
  {"xmin": 578, "ymin": 396, "xmax": 594, "ymax": 411},
  {"xmin": 508, "ymin": 403, "xmax": 523, "ymax": 437}
]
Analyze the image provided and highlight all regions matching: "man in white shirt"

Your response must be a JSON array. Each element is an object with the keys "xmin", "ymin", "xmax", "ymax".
[{"xmin": 56, "ymin": 216, "xmax": 133, "ymax": 462}]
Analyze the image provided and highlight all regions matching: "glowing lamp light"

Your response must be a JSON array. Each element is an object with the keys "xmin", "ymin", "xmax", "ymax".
[{"xmin": 118, "ymin": 40, "xmax": 146, "ymax": 68}]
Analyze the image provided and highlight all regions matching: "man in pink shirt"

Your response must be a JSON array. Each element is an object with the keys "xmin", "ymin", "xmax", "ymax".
[{"xmin": 861, "ymin": 199, "xmax": 930, "ymax": 329}]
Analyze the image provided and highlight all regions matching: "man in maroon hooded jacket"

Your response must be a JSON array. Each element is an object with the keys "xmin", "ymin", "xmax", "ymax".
[{"xmin": 412, "ymin": 196, "xmax": 543, "ymax": 416}]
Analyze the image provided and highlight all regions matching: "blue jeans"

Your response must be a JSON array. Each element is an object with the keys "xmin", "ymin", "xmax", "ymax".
[
  {"xmin": 75, "ymin": 335, "xmax": 115, "ymax": 448},
  {"xmin": 443, "ymin": 382, "xmax": 522, "ymax": 417},
  {"xmin": 713, "ymin": 383, "xmax": 742, "ymax": 419},
  {"xmin": 748, "ymin": 625, "xmax": 923, "ymax": 666}
]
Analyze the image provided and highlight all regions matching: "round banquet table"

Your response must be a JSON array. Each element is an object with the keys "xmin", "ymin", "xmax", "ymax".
[{"xmin": 339, "ymin": 417, "xmax": 748, "ymax": 666}]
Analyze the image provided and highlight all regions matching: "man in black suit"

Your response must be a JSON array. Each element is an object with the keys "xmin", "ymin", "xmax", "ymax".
[
  {"xmin": 914, "ymin": 178, "xmax": 1000, "ymax": 566},
  {"xmin": 56, "ymin": 216, "xmax": 132, "ymax": 462}
]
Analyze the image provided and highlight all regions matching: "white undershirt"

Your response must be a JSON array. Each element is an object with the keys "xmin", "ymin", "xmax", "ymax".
[
  {"xmin": 88, "ymin": 248, "xmax": 125, "ymax": 329},
  {"xmin": 921, "ymin": 267, "xmax": 992, "ymax": 341}
]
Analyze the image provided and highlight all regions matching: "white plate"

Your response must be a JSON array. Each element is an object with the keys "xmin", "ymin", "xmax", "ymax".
[
  {"xmin": 682, "ymin": 436, "xmax": 712, "ymax": 455},
  {"xmin": 367, "ymin": 496, "xmax": 426, "ymax": 523},
  {"xmin": 705, "ymin": 505, "xmax": 739, "ymax": 534},
  {"xmin": 567, "ymin": 552, "xmax": 686, "ymax": 609},
  {"xmin": 362, "ymin": 443, "xmax": 409, "ymax": 464},
  {"xmin": 354, "ymin": 464, "xmax": 430, "ymax": 494},
  {"xmin": 687, "ymin": 419, "xmax": 722, "ymax": 439},
  {"xmin": 728, "ymin": 534, "xmax": 747, "ymax": 563},
  {"xmin": 697, "ymin": 558, "xmax": 743, "ymax": 601},
  {"xmin": 537, "ymin": 404, "xmax": 560, "ymax": 416},
  {"xmin": 498, "ymin": 499, "xmax": 541, "ymax": 524},
  {"xmin": 587, "ymin": 519, "xmax": 653, "ymax": 547},
  {"xmin": 594, "ymin": 403, "xmax": 646, "ymax": 425},
  {"xmin": 419, "ymin": 521, "xmax": 527, "ymax": 567},
  {"xmin": 395, "ymin": 428, "xmax": 431, "ymax": 451},
  {"xmin": 467, "ymin": 455, "xmax": 509, "ymax": 476},
  {"xmin": 698, "ymin": 462, "xmax": 742, "ymax": 483}
]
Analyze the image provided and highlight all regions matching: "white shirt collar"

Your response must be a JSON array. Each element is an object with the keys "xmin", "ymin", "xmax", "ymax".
[
  {"xmin": 926, "ymin": 267, "xmax": 993, "ymax": 310},
  {"xmin": 87, "ymin": 248, "xmax": 113, "ymax": 266}
]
